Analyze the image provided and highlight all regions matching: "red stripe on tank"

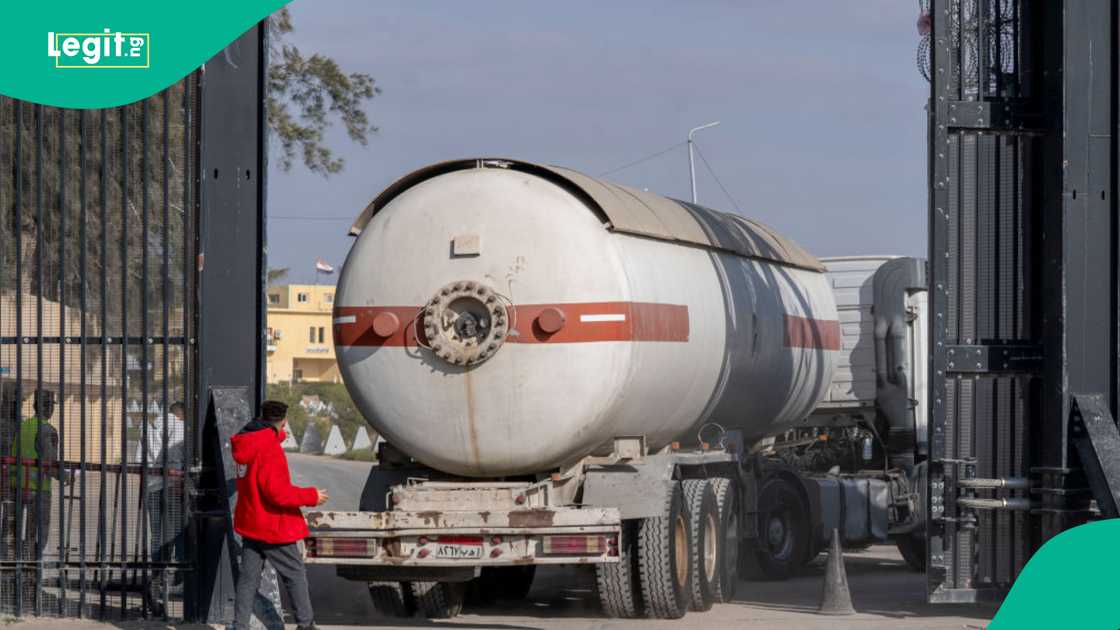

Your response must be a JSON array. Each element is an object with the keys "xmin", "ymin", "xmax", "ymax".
[
  {"xmin": 783, "ymin": 314, "xmax": 842, "ymax": 351},
  {"xmin": 333, "ymin": 302, "xmax": 689, "ymax": 347},
  {"xmin": 333, "ymin": 306, "xmax": 426, "ymax": 348}
]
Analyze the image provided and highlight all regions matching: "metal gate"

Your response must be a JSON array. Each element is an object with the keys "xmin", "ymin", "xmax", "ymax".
[
  {"xmin": 927, "ymin": 0, "xmax": 1116, "ymax": 603},
  {"xmin": 0, "ymin": 77, "xmax": 199, "ymax": 618}
]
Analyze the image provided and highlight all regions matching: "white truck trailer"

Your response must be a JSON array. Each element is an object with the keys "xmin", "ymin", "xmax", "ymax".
[{"xmin": 302, "ymin": 159, "xmax": 927, "ymax": 620}]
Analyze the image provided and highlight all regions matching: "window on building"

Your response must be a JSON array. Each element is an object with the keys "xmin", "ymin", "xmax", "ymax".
[
  {"xmin": 293, "ymin": 369, "xmax": 303, "ymax": 382},
  {"xmin": 318, "ymin": 327, "xmax": 325, "ymax": 343},
  {"xmin": 297, "ymin": 292, "xmax": 309, "ymax": 303},
  {"xmin": 309, "ymin": 327, "xmax": 316, "ymax": 343},
  {"xmin": 268, "ymin": 293, "xmax": 279, "ymax": 305},
  {"xmin": 324, "ymin": 293, "xmax": 334, "ymax": 303}
]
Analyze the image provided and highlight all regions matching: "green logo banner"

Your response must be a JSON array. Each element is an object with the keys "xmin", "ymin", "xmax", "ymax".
[
  {"xmin": 1, "ymin": 0, "xmax": 290, "ymax": 108},
  {"xmin": 989, "ymin": 518, "xmax": 1120, "ymax": 629}
]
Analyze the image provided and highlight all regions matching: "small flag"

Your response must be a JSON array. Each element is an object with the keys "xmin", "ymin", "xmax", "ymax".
[{"xmin": 315, "ymin": 258, "xmax": 335, "ymax": 274}]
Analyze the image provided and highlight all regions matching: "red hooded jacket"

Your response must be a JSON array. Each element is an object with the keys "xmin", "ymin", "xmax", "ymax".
[{"xmin": 230, "ymin": 423, "xmax": 319, "ymax": 544}]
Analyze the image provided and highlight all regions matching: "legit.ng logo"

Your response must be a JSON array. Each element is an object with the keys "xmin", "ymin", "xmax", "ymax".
[{"xmin": 47, "ymin": 29, "xmax": 150, "ymax": 69}]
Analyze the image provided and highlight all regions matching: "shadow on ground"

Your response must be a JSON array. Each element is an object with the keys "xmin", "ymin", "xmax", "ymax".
[
  {"xmin": 304, "ymin": 546, "xmax": 997, "ymax": 626},
  {"xmin": 735, "ymin": 547, "xmax": 997, "ymax": 622}
]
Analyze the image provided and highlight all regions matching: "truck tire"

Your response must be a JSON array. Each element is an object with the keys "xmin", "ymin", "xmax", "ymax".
[
  {"xmin": 597, "ymin": 520, "xmax": 642, "ymax": 618},
  {"xmin": 895, "ymin": 533, "xmax": 926, "ymax": 572},
  {"xmin": 710, "ymin": 477, "xmax": 740, "ymax": 602},
  {"xmin": 367, "ymin": 581, "xmax": 415, "ymax": 617},
  {"xmin": 754, "ymin": 476, "xmax": 811, "ymax": 580},
  {"xmin": 410, "ymin": 581, "xmax": 465, "ymax": 619},
  {"xmin": 682, "ymin": 479, "xmax": 719, "ymax": 611},
  {"xmin": 638, "ymin": 481, "xmax": 692, "ymax": 619}
]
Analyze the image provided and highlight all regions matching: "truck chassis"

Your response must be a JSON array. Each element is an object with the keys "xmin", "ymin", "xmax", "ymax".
[{"xmin": 305, "ymin": 432, "xmax": 921, "ymax": 620}]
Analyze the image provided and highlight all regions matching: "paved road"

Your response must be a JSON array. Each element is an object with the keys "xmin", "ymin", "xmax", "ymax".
[
  {"xmin": 288, "ymin": 453, "xmax": 381, "ymax": 624},
  {"xmin": 21, "ymin": 455, "xmax": 996, "ymax": 629}
]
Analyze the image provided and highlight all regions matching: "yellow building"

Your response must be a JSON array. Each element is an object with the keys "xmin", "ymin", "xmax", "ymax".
[
  {"xmin": 1, "ymin": 290, "xmax": 121, "ymax": 463},
  {"xmin": 266, "ymin": 284, "xmax": 341, "ymax": 384}
]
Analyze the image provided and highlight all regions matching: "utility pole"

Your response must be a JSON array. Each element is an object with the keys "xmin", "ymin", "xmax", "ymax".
[{"xmin": 688, "ymin": 121, "xmax": 720, "ymax": 204}]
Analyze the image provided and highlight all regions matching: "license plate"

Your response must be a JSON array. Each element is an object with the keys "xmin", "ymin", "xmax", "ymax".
[{"xmin": 436, "ymin": 543, "xmax": 483, "ymax": 560}]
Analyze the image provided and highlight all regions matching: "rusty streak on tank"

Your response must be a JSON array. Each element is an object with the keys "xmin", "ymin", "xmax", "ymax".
[{"xmin": 463, "ymin": 370, "xmax": 482, "ymax": 471}]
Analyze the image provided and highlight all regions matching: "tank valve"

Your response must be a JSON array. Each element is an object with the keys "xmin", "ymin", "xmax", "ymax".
[{"xmin": 422, "ymin": 280, "xmax": 508, "ymax": 366}]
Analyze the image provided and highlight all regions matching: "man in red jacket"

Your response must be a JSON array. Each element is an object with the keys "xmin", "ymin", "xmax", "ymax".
[{"xmin": 231, "ymin": 400, "xmax": 328, "ymax": 630}]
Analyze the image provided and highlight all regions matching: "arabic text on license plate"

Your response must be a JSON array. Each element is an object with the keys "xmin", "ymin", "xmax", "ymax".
[{"xmin": 436, "ymin": 544, "xmax": 483, "ymax": 560}]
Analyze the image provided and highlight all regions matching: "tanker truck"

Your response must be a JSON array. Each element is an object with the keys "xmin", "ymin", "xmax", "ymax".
[{"xmin": 302, "ymin": 158, "xmax": 928, "ymax": 620}]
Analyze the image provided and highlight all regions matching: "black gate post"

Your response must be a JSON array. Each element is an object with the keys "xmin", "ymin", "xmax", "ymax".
[
  {"xmin": 188, "ymin": 22, "xmax": 269, "ymax": 623},
  {"xmin": 927, "ymin": 0, "xmax": 1117, "ymax": 604}
]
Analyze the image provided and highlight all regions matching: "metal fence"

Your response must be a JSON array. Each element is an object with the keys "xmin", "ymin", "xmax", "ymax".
[
  {"xmin": 927, "ymin": 0, "xmax": 1036, "ymax": 602},
  {"xmin": 0, "ymin": 76, "xmax": 198, "ymax": 619},
  {"xmin": 928, "ymin": 0, "xmax": 1116, "ymax": 604}
]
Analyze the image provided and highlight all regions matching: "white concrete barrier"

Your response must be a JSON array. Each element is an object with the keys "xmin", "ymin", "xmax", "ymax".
[
  {"xmin": 351, "ymin": 426, "xmax": 373, "ymax": 451},
  {"xmin": 281, "ymin": 430, "xmax": 299, "ymax": 451},
  {"xmin": 323, "ymin": 424, "xmax": 347, "ymax": 456}
]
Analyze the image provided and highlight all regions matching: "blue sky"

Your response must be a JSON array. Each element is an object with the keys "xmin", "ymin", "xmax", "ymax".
[{"xmin": 268, "ymin": 1, "xmax": 929, "ymax": 282}]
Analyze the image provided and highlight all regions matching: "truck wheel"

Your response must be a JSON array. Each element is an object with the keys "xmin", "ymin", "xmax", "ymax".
[
  {"xmin": 410, "ymin": 581, "xmax": 465, "ymax": 619},
  {"xmin": 638, "ymin": 481, "xmax": 692, "ymax": 619},
  {"xmin": 754, "ymin": 476, "xmax": 811, "ymax": 580},
  {"xmin": 710, "ymin": 477, "xmax": 740, "ymax": 602},
  {"xmin": 596, "ymin": 520, "xmax": 642, "ymax": 618},
  {"xmin": 367, "ymin": 581, "xmax": 415, "ymax": 617},
  {"xmin": 683, "ymin": 479, "xmax": 719, "ymax": 611},
  {"xmin": 895, "ymin": 533, "xmax": 926, "ymax": 572}
]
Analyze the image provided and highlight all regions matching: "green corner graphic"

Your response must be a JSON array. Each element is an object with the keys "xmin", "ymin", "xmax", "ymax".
[
  {"xmin": 989, "ymin": 518, "xmax": 1120, "ymax": 629},
  {"xmin": 1, "ymin": 1, "xmax": 290, "ymax": 108}
]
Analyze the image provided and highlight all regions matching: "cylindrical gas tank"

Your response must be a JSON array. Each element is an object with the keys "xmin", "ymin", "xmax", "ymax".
[{"xmin": 334, "ymin": 159, "xmax": 839, "ymax": 477}]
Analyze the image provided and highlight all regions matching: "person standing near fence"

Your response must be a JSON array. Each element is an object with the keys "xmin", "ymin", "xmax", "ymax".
[
  {"xmin": 3, "ymin": 390, "xmax": 60, "ymax": 603},
  {"xmin": 230, "ymin": 400, "xmax": 328, "ymax": 630},
  {"xmin": 141, "ymin": 400, "xmax": 186, "ymax": 610}
]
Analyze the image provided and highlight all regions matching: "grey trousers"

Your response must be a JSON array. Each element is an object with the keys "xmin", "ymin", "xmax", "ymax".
[{"xmin": 233, "ymin": 537, "xmax": 314, "ymax": 629}]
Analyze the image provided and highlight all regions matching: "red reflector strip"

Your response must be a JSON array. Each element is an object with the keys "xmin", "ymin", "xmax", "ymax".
[
  {"xmin": 309, "ymin": 537, "xmax": 377, "ymax": 558},
  {"xmin": 437, "ymin": 535, "xmax": 483, "ymax": 546},
  {"xmin": 541, "ymin": 535, "xmax": 607, "ymax": 555}
]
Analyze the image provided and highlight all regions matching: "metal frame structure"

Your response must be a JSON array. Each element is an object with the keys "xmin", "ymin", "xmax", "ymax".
[
  {"xmin": 190, "ymin": 23, "xmax": 269, "ymax": 623},
  {"xmin": 0, "ymin": 23, "xmax": 266, "ymax": 622},
  {"xmin": 927, "ymin": 0, "xmax": 1118, "ymax": 603}
]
